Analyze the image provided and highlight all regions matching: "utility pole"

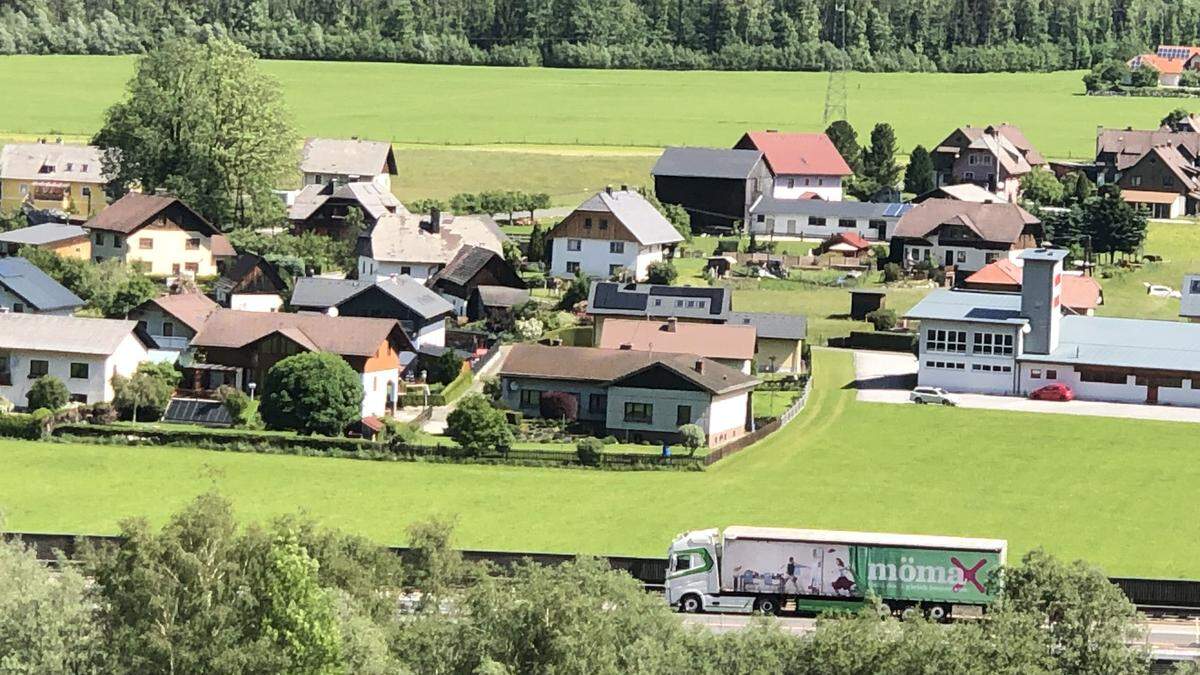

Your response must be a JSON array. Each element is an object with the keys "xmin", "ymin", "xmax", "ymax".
[{"xmin": 822, "ymin": 2, "xmax": 849, "ymax": 124}]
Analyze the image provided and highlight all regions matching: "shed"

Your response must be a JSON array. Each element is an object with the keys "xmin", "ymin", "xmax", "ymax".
[
  {"xmin": 849, "ymin": 289, "xmax": 886, "ymax": 321},
  {"xmin": 705, "ymin": 255, "xmax": 737, "ymax": 278}
]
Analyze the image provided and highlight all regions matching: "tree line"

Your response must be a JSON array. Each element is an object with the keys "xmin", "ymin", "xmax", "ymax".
[
  {"xmin": 3, "ymin": 0, "xmax": 1200, "ymax": 73},
  {"xmin": 0, "ymin": 491, "xmax": 1169, "ymax": 674}
]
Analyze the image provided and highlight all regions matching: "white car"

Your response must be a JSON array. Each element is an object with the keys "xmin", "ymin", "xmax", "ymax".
[{"xmin": 910, "ymin": 387, "xmax": 957, "ymax": 406}]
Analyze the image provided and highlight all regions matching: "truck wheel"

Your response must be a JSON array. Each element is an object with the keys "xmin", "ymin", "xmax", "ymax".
[
  {"xmin": 928, "ymin": 605, "xmax": 948, "ymax": 622},
  {"xmin": 679, "ymin": 595, "xmax": 702, "ymax": 614},
  {"xmin": 900, "ymin": 606, "xmax": 920, "ymax": 621},
  {"xmin": 755, "ymin": 596, "xmax": 780, "ymax": 615}
]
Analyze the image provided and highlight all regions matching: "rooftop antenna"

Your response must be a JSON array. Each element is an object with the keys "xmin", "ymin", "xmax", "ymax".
[{"xmin": 822, "ymin": 2, "xmax": 848, "ymax": 124}]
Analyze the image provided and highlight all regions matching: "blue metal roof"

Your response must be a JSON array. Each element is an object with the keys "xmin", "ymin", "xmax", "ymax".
[
  {"xmin": 0, "ymin": 257, "xmax": 83, "ymax": 311},
  {"xmin": 1022, "ymin": 315, "xmax": 1200, "ymax": 372},
  {"xmin": 904, "ymin": 289, "xmax": 1028, "ymax": 326}
]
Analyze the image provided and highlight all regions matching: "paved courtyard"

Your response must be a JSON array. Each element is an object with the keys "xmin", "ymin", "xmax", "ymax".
[{"xmin": 850, "ymin": 349, "xmax": 1200, "ymax": 424}]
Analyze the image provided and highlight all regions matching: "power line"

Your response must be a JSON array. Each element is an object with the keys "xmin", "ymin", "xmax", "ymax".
[{"xmin": 822, "ymin": 2, "xmax": 848, "ymax": 124}]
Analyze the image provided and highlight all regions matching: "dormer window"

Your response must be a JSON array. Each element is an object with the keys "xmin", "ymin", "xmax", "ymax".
[{"xmin": 38, "ymin": 164, "xmax": 54, "ymax": 174}]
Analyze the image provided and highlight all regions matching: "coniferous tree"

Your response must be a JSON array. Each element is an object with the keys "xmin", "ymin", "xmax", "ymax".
[{"xmin": 903, "ymin": 145, "xmax": 935, "ymax": 195}]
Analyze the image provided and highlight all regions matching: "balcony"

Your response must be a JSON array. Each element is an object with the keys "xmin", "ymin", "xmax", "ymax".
[{"xmin": 150, "ymin": 335, "xmax": 190, "ymax": 351}]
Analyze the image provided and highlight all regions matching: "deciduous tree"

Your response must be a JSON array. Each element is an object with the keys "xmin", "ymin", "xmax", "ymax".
[{"xmin": 260, "ymin": 352, "xmax": 363, "ymax": 435}]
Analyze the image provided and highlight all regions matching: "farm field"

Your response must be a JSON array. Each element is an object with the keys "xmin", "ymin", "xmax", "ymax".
[{"xmin": 3, "ymin": 349, "xmax": 1199, "ymax": 578}]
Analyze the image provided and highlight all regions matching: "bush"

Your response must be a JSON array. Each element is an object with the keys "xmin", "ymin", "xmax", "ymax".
[
  {"xmin": 445, "ymin": 394, "xmax": 513, "ymax": 456},
  {"xmin": 601, "ymin": 435, "xmax": 619, "ymax": 445},
  {"xmin": 645, "ymin": 261, "xmax": 678, "ymax": 285},
  {"xmin": 261, "ymin": 352, "xmax": 364, "ymax": 436},
  {"xmin": 423, "ymin": 351, "xmax": 465, "ymax": 386},
  {"xmin": 481, "ymin": 377, "xmax": 501, "ymax": 401},
  {"xmin": 217, "ymin": 385, "xmax": 261, "ymax": 428},
  {"xmin": 0, "ymin": 412, "xmax": 39, "ymax": 440},
  {"xmin": 677, "ymin": 424, "xmax": 706, "ymax": 452},
  {"xmin": 557, "ymin": 272, "xmax": 589, "ymax": 310},
  {"xmin": 576, "ymin": 437, "xmax": 605, "ymax": 466},
  {"xmin": 26, "ymin": 375, "xmax": 69, "ymax": 411},
  {"xmin": 379, "ymin": 418, "xmax": 420, "ymax": 446},
  {"xmin": 882, "ymin": 262, "xmax": 903, "ymax": 282},
  {"xmin": 112, "ymin": 362, "xmax": 178, "ymax": 422},
  {"xmin": 539, "ymin": 391, "xmax": 578, "ymax": 422},
  {"xmin": 865, "ymin": 309, "xmax": 899, "ymax": 331}
]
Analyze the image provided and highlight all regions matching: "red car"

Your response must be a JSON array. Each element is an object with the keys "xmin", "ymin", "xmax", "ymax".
[{"xmin": 1030, "ymin": 383, "xmax": 1074, "ymax": 401}]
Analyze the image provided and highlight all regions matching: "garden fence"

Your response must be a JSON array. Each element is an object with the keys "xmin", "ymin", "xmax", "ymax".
[{"xmin": 703, "ymin": 376, "xmax": 812, "ymax": 466}]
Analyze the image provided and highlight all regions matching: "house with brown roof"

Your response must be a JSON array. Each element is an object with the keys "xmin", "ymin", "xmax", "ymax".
[
  {"xmin": 890, "ymin": 199, "xmax": 1043, "ymax": 274},
  {"xmin": 1094, "ymin": 127, "xmax": 1200, "ymax": 184},
  {"xmin": 129, "ymin": 292, "xmax": 220, "ymax": 352},
  {"xmin": 734, "ymin": 131, "xmax": 852, "ymax": 201},
  {"xmin": 83, "ymin": 192, "xmax": 235, "ymax": 277},
  {"xmin": 1115, "ymin": 144, "xmax": 1200, "ymax": 218},
  {"xmin": 288, "ymin": 181, "xmax": 402, "ymax": 240},
  {"xmin": 213, "ymin": 254, "xmax": 289, "ymax": 312},
  {"xmin": 962, "ymin": 257, "xmax": 1103, "ymax": 315},
  {"xmin": 189, "ymin": 309, "xmax": 414, "ymax": 417},
  {"xmin": 546, "ymin": 187, "xmax": 683, "ymax": 280},
  {"xmin": 299, "ymin": 138, "xmax": 398, "ymax": 192},
  {"xmin": 931, "ymin": 124, "xmax": 1046, "ymax": 203},
  {"xmin": 498, "ymin": 343, "xmax": 758, "ymax": 447},
  {"xmin": 428, "ymin": 244, "xmax": 525, "ymax": 318},
  {"xmin": 596, "ymin": 317, "xmax": 757, "ymax": 373},
  {"xmin": 358, "ymin": 207, "xmax": 506, "ymax": 283},
  {"xmin": 0, "ymin": 141, "xmax": 107, "ymax": 220}
]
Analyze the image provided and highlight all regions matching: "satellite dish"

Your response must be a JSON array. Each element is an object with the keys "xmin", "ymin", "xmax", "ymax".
[{"xmin": 326, "ymin": 306, "xmax": 339, "ymax": 317}]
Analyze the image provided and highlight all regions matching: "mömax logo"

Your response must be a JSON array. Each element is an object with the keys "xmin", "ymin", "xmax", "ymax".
[
  {"xmin": 951, "ymin": 556, "xmax": 986, "ymax": 593},
  {"xmin": 867, "ymin": 556, "xmax": 989, "ymax": 593}
]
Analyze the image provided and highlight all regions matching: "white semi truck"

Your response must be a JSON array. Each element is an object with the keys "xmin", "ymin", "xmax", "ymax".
[{"xmin": 666, "ymin": 526, "xmax": 1007, "ymax": 619}]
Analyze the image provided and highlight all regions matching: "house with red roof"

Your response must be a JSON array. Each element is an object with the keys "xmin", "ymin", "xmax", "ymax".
[
  {"xmin": 734, "ymin": 131, "xmax": 852, "ymax": 201},
  {"xmin": 1128, "ymin": 46, "xmax": 1200, "ymax": 87},
  {"xmin": 963, "ymin": 257, "xmax": 1103, "ymax": 316}
]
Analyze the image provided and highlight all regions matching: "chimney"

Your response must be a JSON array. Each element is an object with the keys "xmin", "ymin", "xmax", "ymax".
[
  {"xmin": 620, "ymin": 183, "xmax": 628, "ymax": 192},
  {"xmin": 694, "ymin": 359, "xmax": 705, "ymax": 374},
  {"xmin": 429, "ymin": 207, "xmax": 441, "ymax": 233},
  {"xmin": 665, "ymin": 317, "xmax": 678, "ymax": 332},
  {"xmin": 605, "ymin": 185, "xmax": 613, "ymax": 196},
  {"xmin": 1019, "ymin": 248, "xmax": 1067, "ymax": 355}
]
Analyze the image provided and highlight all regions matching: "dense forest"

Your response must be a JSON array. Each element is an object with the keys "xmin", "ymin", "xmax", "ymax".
[{"xmin": 0, "ymin": 0, "xmax": 1196, "ymax": 72}]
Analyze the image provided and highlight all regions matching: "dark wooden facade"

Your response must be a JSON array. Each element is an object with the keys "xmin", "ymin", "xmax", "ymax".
[
  {"xmin": 292, "ymin": 199, "xmax": 388, "ymax": 241},
  {"xmin": 653, "ymin": 171, "xmax": 768, "ymax": 231},
  {"xmin": 546, "ymin": 209, "xmax": 639, "ymax": 243},
  {"xmin": 293, "ymin": 285, "xmax": 450, "ymax": 334}
]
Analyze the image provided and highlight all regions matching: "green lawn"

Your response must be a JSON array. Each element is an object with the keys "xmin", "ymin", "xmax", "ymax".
[
  {"xmin": 3, "ymin": 349, "xmax": 1199, "ymax": 577},
  {"xmin": 0, "ymin": 55, "xmax": 1191, "ymax": 160},
  {"xmin": 1095, "ymin": 220, "xmax": 1200, "ymax": 321}
]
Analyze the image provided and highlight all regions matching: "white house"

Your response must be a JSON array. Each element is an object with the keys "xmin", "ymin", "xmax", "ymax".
[
  {"xmin": 358, "ymin": 208, "xmax": 507, "ymax": 283},
  {"xmin": 0, "ymin": 313, "xmax": 149, "ymax": 408},
  {"xmin": 749, "ymin": 195, "xmax": 911, "ymax": 241},
  {"xmin": 299, "ymin": 138, "xmax": 398, "ymax": 192},
  {"xmin": 546, "ymin": 187, "xmax": 684, "ymax": 280},
  {"xmin": 907, "ymin": 249, "xmax": 1200, "ymax": 407},
  {"xmin": 890, "ymin": 199, "xmax": 1043, "ymax": 274},
  {"xmin": 734, "ymin": 131, "xmax": 853, "ymax": 201}
]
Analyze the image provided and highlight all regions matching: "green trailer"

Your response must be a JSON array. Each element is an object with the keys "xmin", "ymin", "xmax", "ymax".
[{"xmin": 666, "ymin": 525, "xmax": 1007, "ymax": 620}]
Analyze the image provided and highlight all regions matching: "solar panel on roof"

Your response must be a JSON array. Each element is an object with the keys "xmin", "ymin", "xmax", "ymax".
[{"xmin": 883, "ymin": 203, "xmax": 904, "ymax": 217}]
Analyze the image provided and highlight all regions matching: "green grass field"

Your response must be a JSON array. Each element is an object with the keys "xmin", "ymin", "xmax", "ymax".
[
  {"xmin": 0, "ymin": 55, "xmax": 1191, "ymax": 159},
  {"xmin": 3, "ymin": 349, "xmax": 1198, "ymax": 577}
]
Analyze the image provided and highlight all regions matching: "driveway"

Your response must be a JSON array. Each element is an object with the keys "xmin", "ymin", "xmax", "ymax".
[{"xmin": 850, "ymin": 350, "xmax": 1200, "ymax": 424}]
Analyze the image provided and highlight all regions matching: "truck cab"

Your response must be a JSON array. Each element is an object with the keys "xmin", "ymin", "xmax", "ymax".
[{"xmin": 666, "ymin": 528, "xmax": 755, "ymax": 614}]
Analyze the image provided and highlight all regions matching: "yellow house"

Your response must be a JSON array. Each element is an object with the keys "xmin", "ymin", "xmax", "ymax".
[
  {"xmin": 84, "ymin": 192, "xmax": 236, "ymax": 277},
  {"xmin": 0, "ymin": 141, "xmax": 107, "ymax": 220},
  {"xmin": 728, "ymin": 311, "xmax": 808, "ymax": 374}
]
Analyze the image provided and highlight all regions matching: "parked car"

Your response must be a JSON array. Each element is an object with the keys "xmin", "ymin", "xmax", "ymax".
[
  {"xmin": 1030, "ymin": 383, "xmax": 1074, "ymax": 401},
  {"xmin": 910, "ymin": 387, "xmax": 957, "ymax": 406}
]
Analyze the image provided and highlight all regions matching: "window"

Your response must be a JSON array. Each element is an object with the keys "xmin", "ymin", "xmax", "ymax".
[
  {"xmin": 172, "ymin": 264, "xmax": 181, "ymax": 275},
  {"xmin": 184, "ymin": 263, "xmax": 199, "ymax": 275},
  {"xmin": 82, "ymin": 186, "xmax": 91, "ymax": 197},
  {"xmin": 566, "ymin": 261, "xmax": 581, "ymax": 273},
  {"xmin": 808, "ymin": 216, "xmax": 826, "ymax": 226},
  {"xmin": 925, "ymin": 361, "xmax": 965, "ymax": 370},
  {"xmin": 985, "ymin": 252, "xmax": 1000, "ymax": 264},
  {"xmin": 1030, "ymin": 369, "xmax": 1042, "ymax": 379},
  {"xmin": 68, "ymin": 393, "xmax": 88, "ymax": 404},
  {"xmin": 1046, "ymin": 369, "xmax": 1057, "ymax": 379},
  {"xmin": 567, "ymin": 239, "xmax": 582, "ymax": 252},
  {"xmin": 1191, "ymin": 279, "xmax": 1200, "ymax": 294},
  {"xmin": 584, "ymin": 217, "xmax": 592, "ymax": 229},
  {"xmin": 1131, "ymin": 176, "xmax": 1143, "ymax": 187},
  {"xmin": 28, "ymin": 359, "xmax": 48, "ymax": 378},
  {"xmin": 787, "ymin": 178, "xmax": 796, "ymax": 188},
  {"xmin": 186, "ymin": 237, "xmax": 200, "ymax": 250},
  {"xmin": 969, "ymin": 155, "xmax": 978, "ymax": 165},
  {"xmin": 161, "ymin": 321, "xmax": 174, "ymax": 337},
  {"xmin": 608, "ymin": 264, "xmax": 623, "ymax": 276},
  {"xmin": 609, "ymin": 241, "xmax": 625, "ymax": 254},
  {"xmin": 756, "ymin": 214, "xmax": 765, "ymax": 223},
  {"xmin": 956, "ymin": 251, "xmax": 967, "ymax": 263},
  {"xmin": 400, "ymin": 266, "xmax": 412, "ymax": 275},
  {"xmin": 804, "ymin": 178, "xmax": 811, "ymax": 186},
  {"xmin": 139, "ymin": 237, "xmax": 153, "ymax": 250},
  {"xmin": 926, "ymin": 329, "xmax": 967, "ymax": 353},
  {"xmin": 519, "ymin": 389, "xmax": 541, "ymax": 408},
  {"xmin": 839, "ymin": 218, "xmax": 856, "ymax": 228},
  {"xmin": 11, "ymin": 302, "xmax": 23, "ymax": 313},
  {"xmin": 971, "ymin": 363, "xmax": 1012, "ymax": 373},
  {"xmin": 599, "ymin": 219, "xmax": 608, "ymax": 230},
  {"xmin": 964, "ymin": 171, "xmax": 974, "ymax": 180},
  {"xmin": 869, "ymin": 219, "xmax": 886, "ymax": 231},
  {"xmin": 1080, "ymin": 370, "xmax": 1128, "ymax": 385},
  {"xmin": 671, "ymin": 553, "xmax": 692, "ymax": 572},
  {"xmin": 69, "ymin": 363, "xmax": 89, "ymax": 379},
  {"xmin": 654, "ymin": 298, "xmax": 662, "ymax": 306},
  {"xmin": 588, "ymin": 394, "xmax": 607, "ymax": 414},
  {"xmin": 93, "ymin": 231, "xmax": 104, "ymax": 245},
  {"xmin": 676, "ymin": 405, "xmax": 692, "ymax": 426},
  {"xmin": 972, "ymin": 332, "xmax": 1014, "ymax": 356},
  {"xmin": 624, "ymin": 402, "xmax": 654, "ymax": 424}
]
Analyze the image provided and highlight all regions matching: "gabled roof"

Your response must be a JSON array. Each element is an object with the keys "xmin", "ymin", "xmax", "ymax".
[
  {"xmin": 597, "ymin": 318, "xmax": 757, "ymax": 361},
  {"xmin": 364, "ymin": 211, "xmax": 506, "ymax": 264},
  {"xmin": 0, "ymin": 257, "xmax": 83, "ymax": 311},
  {"xmin": 0, "ymin": 313, "xmax": 138, "ymax": 354},
  {"xmin": 904, "ymin": 289, "xmax": 1028, "ymax": 326},
  {"xmin": 430, "ymin": 245, "xmax": 512, "ymax": 288},
  {"xmin": 587, "ymin": 281, "xmax": 730, "ymax": 319},
  {"xmin": 963, "ymin": 260, "xmax": 1103, "ymax": 311},
  {"xmin": 290, "ymin": 275, "xmax": 454, "ymax": 320},
  {"xmin": 211, "ymin": 234, "xmax": 236, "ymax": 258},
  {"xmin": 914, "ymin": 183, "xmax": 1005, "ymax": 203},
  {"xmin": 1096, "ymin": 128, "xmax": 1200, "ymax": 170},
  {"xmin": 191, "ymin": 309, "xmax": 412, "ymax": 357},
  {"xmin": 1129, "ymin": 52, "xmax": 1188, "ymax": 75},
  {"xmin": 288, "ymin": 181, "xmax": 402, "ymax": 222},
  {"xmin": 300, "ymin": 138, "xmax": 397, "ymax": 177},
  {"xmin": 570, "ymin": 189, "xmax": 684, "ymax": 246},
  {"xmin": 821, "ymin": 231, "xmax": 871, "ymax": 251},
  {"xmin": 1130, "ymin": 144, "xmax": 1200, "ymax": 191},
  {"xmin": 964, "ymin": 129, "xmax": 1033, "ymax": 175},
  {"xmin": 727, "ymin": 311, "xmax": 808, "ymax": 340},
  {"xmin": 941, "ymin": 124, "xmax": 1046, "ymax": 167},
  {"xmin": 892, "ymin": 199, "xmax": 1040, "ymax": 244},
  {"xmin": 735, "ymin": 131, "xmax": 852, "ymax": 177},
  {"xmin": 216, "ymin": 254, "xmax": 288, "ymax": 295},
  {"xmin": 138, "ymin": 292, "xmax": 220, "ymax": 332},
  {"xmin": 500, "ymin": 344, "xmax": 758, "ymax": 395},
  {"xmin": 0, "ymin": 142, "xmax": 105, "ymax": 183},
  {"xmin": 651, "ymin": 147, "xmax": 765, "ymax": 180},
  {"xmin": 0, "ymin": 222, "xmax": 88, "ymax": 246},
  {"xmin": 83, "ymin": 192, "xmax": 218, "ymax": 236}
]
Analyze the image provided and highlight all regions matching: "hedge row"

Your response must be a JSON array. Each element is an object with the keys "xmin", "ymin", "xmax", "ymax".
[
  {"xmin": 0, "ymin": 412, "xmax": 42, "ymax": 440},
  {"xmin": 398, "ymin": 392, "xmax": 447, "ymax": 408}
]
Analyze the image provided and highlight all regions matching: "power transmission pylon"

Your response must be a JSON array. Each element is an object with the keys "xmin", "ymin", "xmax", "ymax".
[{"xmin": 822, "ymin": 2, "xmax": 848, "ymax": 124}]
